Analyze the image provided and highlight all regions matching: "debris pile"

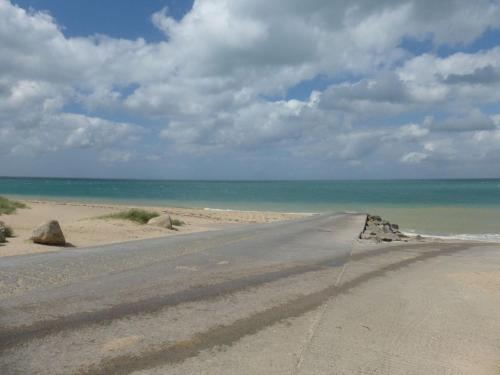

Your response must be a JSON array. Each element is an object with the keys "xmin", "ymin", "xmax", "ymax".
[{"xmin": 360, "ymin": 215, "xmax": 410, "ymax": 242}]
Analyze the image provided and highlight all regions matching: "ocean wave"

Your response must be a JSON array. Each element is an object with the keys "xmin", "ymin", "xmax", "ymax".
[
  {"xmin": 204, "ymin": 207, "xmax": 259, "ymax": 213},
  {"xmin": 402, "ymin": 231, "xmax": 500, "ymax": 243},
  {"xmin": 203, "ymin": 207, "xmax": 318, "ymax": 215}
]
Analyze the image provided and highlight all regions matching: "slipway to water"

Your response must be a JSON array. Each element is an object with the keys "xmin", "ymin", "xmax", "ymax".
[
  {"xmin": 0, "ymin": 214, "xmax": 365, "ymax": 371},
  {"xmin": 1, "ymin": 213, "xmax": 500, "ymax": 375}
]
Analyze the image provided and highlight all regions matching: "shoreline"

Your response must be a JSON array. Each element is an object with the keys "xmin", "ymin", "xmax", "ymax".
[
  {"xmin": 2, "ymin": 193, "xmax": 323, "ymax": 215},
  {"xmin": 403, "ymin": 231, "xmax": 500, "ymax": 243},
  {"xmin": 3, "ymin": 193, "xmax": 500, "ymax": 237},
  {"xmin": 18, "ymin": 198, "xmax": 314, "ymax": 219},
  {"xmin": 0, "ymin": 199, "xmax": 309, "ymax": 258},
  {"xmin": 1, "ymin": 197, "xmax": 500, "ymax": 258}
]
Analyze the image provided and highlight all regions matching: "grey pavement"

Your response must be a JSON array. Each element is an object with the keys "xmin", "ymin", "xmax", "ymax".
[{"xmin": 0, "ymin": 213, "xmax": 367, "ymax": 374}]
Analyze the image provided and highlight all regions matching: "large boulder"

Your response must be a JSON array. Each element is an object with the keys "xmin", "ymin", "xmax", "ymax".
[
  {"xmin": 31, "ymin": 220, "xmax": 66, "ymax": 246},
  {"xmin": 147, "ymin": 215, "xmax": 173, "ymax": 229}
]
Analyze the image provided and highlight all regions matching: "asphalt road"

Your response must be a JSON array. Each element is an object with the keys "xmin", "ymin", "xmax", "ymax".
[
  {"xmin": 0, "ymin": 213, "xmax": 367, "ymax": 374},
  {"xmin": 3, "ymin": 213, "xmax": 498, "ymax": 374}
]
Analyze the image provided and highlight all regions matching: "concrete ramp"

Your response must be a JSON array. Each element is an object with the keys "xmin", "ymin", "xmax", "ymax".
[{"xmin": 0, "ymin": 213, "xmax": 370, "ymax": 374}]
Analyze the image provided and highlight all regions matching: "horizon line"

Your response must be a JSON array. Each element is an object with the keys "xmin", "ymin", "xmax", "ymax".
[{"xmin": 1, "ymin": 176, "xmax": 499, "ymax": 182}]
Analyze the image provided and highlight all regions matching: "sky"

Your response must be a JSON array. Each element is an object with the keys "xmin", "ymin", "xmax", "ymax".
[{"xmin": 1, "ymin": 0, "xmax": 500, "ymax": 179}]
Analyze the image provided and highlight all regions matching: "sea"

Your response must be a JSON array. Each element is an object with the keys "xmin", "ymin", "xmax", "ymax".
[{"xmin": 1, "ymin": 177, "xmax": 500, "ymax": 242}]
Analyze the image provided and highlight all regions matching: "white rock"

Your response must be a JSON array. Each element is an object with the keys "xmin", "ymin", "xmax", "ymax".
[
  {"xmin": 147, "ymin": 215, "xmax": 173, "ymax": 229},
  {"xmin": 31, "ymin": 220, "xmax": 66, "ymax": 246}
]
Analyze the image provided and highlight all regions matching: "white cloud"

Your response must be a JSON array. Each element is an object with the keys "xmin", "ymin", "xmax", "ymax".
[
  {"xmin": 397, "ymin": 124, "xmax": 429, "ymax": 139},
  {"xmin": 401, "ymin": 152, "xmax": 428, "ymax": 164},
  {"xmin": 1, "ymin": 0, "xmax": 500, "ymax": 177},
  {"xmin": 399, "ymin": 47, "xmax": 500, "ymax": 104},
  {"xmin": 424, "ymin": 110, "xmax": 495, "ymax": 132},
  {"xmin": 61, "ymin": 114, "xmax": 141, "ymax": 149},
  {"xmin": 99, "ymin": 150, "xmax": 136, "ymax": 163}
]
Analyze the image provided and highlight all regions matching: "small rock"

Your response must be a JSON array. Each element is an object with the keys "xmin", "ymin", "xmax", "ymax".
[
  {"xmin": 0, "ymin": 226, "xmax": 5, "ymax": 243},
  {"xmin": 31, "ymin": 220, "xmax": 66, "ymax": 246},
  {"xmin": 0, "ymin": 220, "xmax": 13, "ymax": 238},
  {"xmin": 147, "ymin": 215, "xmax": 173, "ymax": 229}
]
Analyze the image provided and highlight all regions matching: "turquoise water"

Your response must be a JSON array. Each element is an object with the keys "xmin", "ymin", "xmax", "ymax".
[{"xmin": 1, "ymin": 177, "xmax": 500, "ymax": 238}]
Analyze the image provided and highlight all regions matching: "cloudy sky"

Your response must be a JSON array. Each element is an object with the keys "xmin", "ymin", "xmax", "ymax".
[{"xmin": 1, "ymin": 0, "xmax": 500, "ymax": 179}]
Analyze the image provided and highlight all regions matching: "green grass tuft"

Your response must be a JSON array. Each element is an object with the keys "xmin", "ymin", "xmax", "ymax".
[
  {"xmin": 171, "ymin": 218, "xmax": 185, "ymax": 227},
  {"xmin": 0, "ymin": 196, "xmax": 28, "ymax": 215},
  {"xmin": 102, "ymin": 209, "xmax": 160, "ymax": 225},
  {"xmin": 3, "ymin": 225, "xmax": 13, "ymax": 238}
]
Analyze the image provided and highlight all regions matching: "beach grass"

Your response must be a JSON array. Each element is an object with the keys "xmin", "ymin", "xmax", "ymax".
[
  {"xmin": 102, "ymin": 209, "xmax": 160, "ymax": 225},
  {"xmin": 0, "ymin": 196, "xmax": 28, "ymax": 215},
  {"xmin": 3, "ymin": 225, "xmax": 14, "ymax": 238},
  {"xmin": 171, "ymin": 218, "xmax": 185, "ymax": 226}
]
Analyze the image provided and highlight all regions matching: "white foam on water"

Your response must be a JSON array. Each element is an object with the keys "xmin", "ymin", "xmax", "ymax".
[
  {"xmin": 204, "ymin": 207, "xmax": 253, "ymax": 212},
  {"xmin": 203, "ymin": 207, "xmax": 318, "ymax": 215},
  {"xmin": 402, "ymin": 231, "xmax": 500, "ymax": 243}
]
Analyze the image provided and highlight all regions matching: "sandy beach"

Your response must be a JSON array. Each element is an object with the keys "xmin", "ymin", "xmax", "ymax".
[{"xmin": 0, "ymin": 199, "xmax": 308, "ymax": 257}]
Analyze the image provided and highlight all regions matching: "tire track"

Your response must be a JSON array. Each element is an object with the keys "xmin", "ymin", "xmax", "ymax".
[
  {"xmin": 0, "ymin": 242, "xmax": 472, "ymax": 353},
  {"xmin": 77, "ymin": 243, "xmax": 476, "ymax": 375}
]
